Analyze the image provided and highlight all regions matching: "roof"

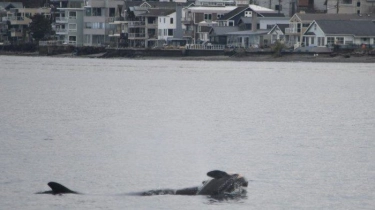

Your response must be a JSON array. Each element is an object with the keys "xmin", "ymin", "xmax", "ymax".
[
  {"xmin": 260, "ymin": 12, "xmax": 285, "ymax": 17},
  {"xmin": 268, "ymin": 24, "xmax": 289, "ymax": 34},
  {"xmin": 295, "ymin": 13, "xmax": 375, "ymax": 22},
  {"xmin": 315, "ymin": 20, "xmax": 375, "ymax": 36},
  {"xmin": 238, "ymin": 16, "xmax": 289, "ymax": 24},
  {"xmin": 209, "ymin": 26, "xmax": 239, "ymax": 35},
  {"xmin": 0, "ymin": 2, "xmax": 23, "ymax": 10},
  {"xmin": 141, "ymin": 2, "xmax": 194, "ymax": 9},
  {"xmin": 276, "ymin": 24, "xmax": 288, "ymax": 33},
  {"xmin": 218, "ymin": 6, "xmax": 248, "ymax": 20},
  {"xmin": 139, "ymin": 9, "xmax": 175, "ymax": 17},
  {"xmin": 199, "ymin": 26, "xmax": 212, "ymax": 33},
  {"xmin": 226, "ymin": 29, "xmax": 269, "ymax": 35},
  {"xmin": 188, "ymin": 6, "xmax": 237, "ymax": 12},
  {"xmin": 248, "ymin": 4, "xmax": 274, "ymax": 12}
]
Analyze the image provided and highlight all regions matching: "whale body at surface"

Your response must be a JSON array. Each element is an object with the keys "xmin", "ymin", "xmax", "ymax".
[{"xmin": 142, "ymin": 170, "xmax": 248, "ymax": 197}]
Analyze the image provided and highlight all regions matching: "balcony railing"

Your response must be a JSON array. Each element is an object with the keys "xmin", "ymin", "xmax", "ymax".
[
  {"xmin": 55, "ymin": 28, "xmax": 67, "ymax": 34},
  {"xmin": 128, "ymin": 21, "xmax": 145, "ymax": 27},
  {"xmin": 285, "ymin": 27, "xmax": 299, "ymax": 34},
  {"xmin": 56, "ymin": 17, "xmax": 68, "ymax": 22},
  {"xmin": 128, "ymin": 33, "xmax": 146, "ymax": 38},
  {"xmin": 185, "ymin": 44, "xmax": 225, "ymax": 50},
  {"xmin": 39, "ymin": 40, "xmax": 64, "ymax": 46},
  {"xmin": 182, "ymin": 17, "xmax": 193, "ymax": 24}
]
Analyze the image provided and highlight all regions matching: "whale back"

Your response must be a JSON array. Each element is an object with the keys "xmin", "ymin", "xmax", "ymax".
[{"xmin": 197, "ymin": 170, "xmax": 248, "ymax": 195}]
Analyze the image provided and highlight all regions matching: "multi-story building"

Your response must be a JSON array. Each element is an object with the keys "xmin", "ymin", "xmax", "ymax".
[
  {"xmin": 257, "ymin": 0, "xmax": 297, "ymax": 17},
  {"xmin": 83, "ymin": 0, "xmax": 123, "ymax": 46},
  {"xmin": 5, "ymin": 7, "xmax": 51, "ymax": 44},
  {"xmin": 326, "ymin": 0, "xmax": 375, "ymax": 14},
  {"xmin": 183, "ymin": 5, "xmax": 237, "ymax": 43},
  {"xmin": 0, "ymin": 1, "xmax": 24, "ymax": 43},
  {"xmin": 53, "ymin": 0, "xmax": 85, "ymax": 46}
]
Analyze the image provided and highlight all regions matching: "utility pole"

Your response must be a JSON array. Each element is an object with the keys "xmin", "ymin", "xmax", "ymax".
[{"xmin": 336, "ymin": 0, "xmax": 340, "ymax": 14}]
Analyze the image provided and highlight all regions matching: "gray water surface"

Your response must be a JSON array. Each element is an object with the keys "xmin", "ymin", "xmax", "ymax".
[{"xmin": 0, "ymin": 56, "xmax": 374, "ymax": 209}]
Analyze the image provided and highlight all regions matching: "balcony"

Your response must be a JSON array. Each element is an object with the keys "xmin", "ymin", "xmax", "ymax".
[
  {"xmin": 146, "ymin": 21, "xmax": 158, "ymax": 28},
  {"xmin": 55, "ymin": 28, "xmax": 68, "ymax": 34},
  {"xmin": 183, "ymin": 30, "xmax": 194, "ymax": 37},
  {"xmin": 9, "ymin": 16, "xmax": 30, "ymax": 25},
  {"xmin": 182, "ymin": 17, "xmax": 193, "ymax": 25},
  {"xmin": 128, "ymin": 33, "xmax": 146, "ymax": 39},
  {"xmin": 56, "ymin": 17, "xmax": 68, "ymax": 23},
  {"xmin": 10, "ymin": 29, "xmax": 22, "ymax": 37},
  {"xmin": 285, "ymin": 27, "xmax": 299, "ymax": 35},
  {"xmin": 128, "ymin": 21, "xmax": 145, "ymax": 28}
]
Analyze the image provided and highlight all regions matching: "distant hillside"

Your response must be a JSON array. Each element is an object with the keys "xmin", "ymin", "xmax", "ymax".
[{"xmin": 0, "ymin": 0, "xmax": 46, "ymax": 8}]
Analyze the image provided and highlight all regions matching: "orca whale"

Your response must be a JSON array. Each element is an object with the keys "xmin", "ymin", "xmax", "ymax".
[
  {"xmin": 36, "ymin": 170, "xmax": 248, "ymax": 197},
  {"xmin": 142, "ymin": 170, "xmax": 248, "ymax": 197},
  {"xmin": 36, "ymin": 182, "xmax": 78, "ymax": 195}
]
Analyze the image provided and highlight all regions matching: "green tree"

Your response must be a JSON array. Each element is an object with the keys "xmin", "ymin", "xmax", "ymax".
[{"xmin": 29, "ymin": 13, "xmax": 51, "ymax": 42}]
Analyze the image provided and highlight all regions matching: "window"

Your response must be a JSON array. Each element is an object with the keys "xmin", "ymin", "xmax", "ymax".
[
  {"xmin": 336, "ymin": 37, "xmax": 344, "ymax": 44},
  {"xmin": 85, "ymin": 22, "xmax": 104, "ymax": 29},
  {"xmin": 357, "ymin": 1, "xmax": 361, "ymax": 7},
  {"xmin": 327, "ymin": 37, "xmax": 335, "ymax": 45},
  {"xmin": 158, "ymin": 29, "xmax": 161, "ymax": 36},
  {"xmin": 69, "ymin": 11, "xmax": 76, "ymax": 19},
  {"xmin": 228, "ymin": 21, "xmax": 234, "ymax": 26},
  {"xmin": 69, "ymin": 36, "xmax": 76, "ymax": 42},
  {"xmin": 318, "ymin": 37, "xmax": 324, "ymax": 46},
  {"xmin": 275, "ymin": 5, "xmax": 282, "ymax": 11},
  {"xmin": 164, "ymin": 18, "xmax": 165, "ymax": 23},
  {"xmin": 311, "ymin": 37, "xmax": 315, "ymax": 45},
  {"xmin": 84, "ymin": 35, "xmax": 91, "ymax": 44},
  {"xmin": 170, "ymin": 18, "xmax": 173, "ymax": 24},
  {"xmin": 109, "ymin": 8, "xmax": 115, "ymax": 17},
  {"xmin": 204, "ymin": 14, "xmax": 212, "ymax": 21},
  {"xmin": 85, "ymin": 22, "xmax": 92, "ymax": 28},
  {"xmin": 85, "ymin": 8, "xmax": 91, "ymax": 16},
  {"xmin": 92, "ymin": 8, "xmax": 101, "ymax": 16},
  {"xmin": 341, "ymin": 0, "xmax": 352, "ymax": 4},
  {"xmin": 168, "ymin": 29, "xmax": 173, "ymax": 36},
  {"xmin": 244, "ymin": 11, "xmax": 252, "ymax": 17},
  {"xmin": 217, "ymin": 14, "xmax": 223, "ymax": 19},
  {"xmin": 68, "ymin": 23, "xmax": 77, "ymax": 31}
]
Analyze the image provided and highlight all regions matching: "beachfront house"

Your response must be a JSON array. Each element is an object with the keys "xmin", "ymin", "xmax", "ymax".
[
  {"xmin": 182, "ymin": 5, "xmax": 237, "ymax": 43},
  {"xmin": 124, "ymin": 2, "xmax": 189, "ymax": 48},
  {"xmin": 285, "ymin": 13, "xmax": 375, "ymax": 49},
  {"xmin": 4, "ymin": 7, "xmax": 51, "ymax": 44},
  {"xmin": 208, "ymin": 26, "xmax": 239, "ymax": 45},
  {"xmin": 302, "ymin": 20, "xmax": 375, "ymax": 48},
  {"xmin": 267, "ymin": 24, "xmax": 289, "ymax": 44},
  {"xmin": 55, "ymin": 7, "xmax": 84, "ymax": 46},
  {"xmin": 0, "ymin": 2, "xmax": 24, "ymax": 44},
  {"xmin": 83, "ymin": 0, "xmax": 123, "ymax": 46}
]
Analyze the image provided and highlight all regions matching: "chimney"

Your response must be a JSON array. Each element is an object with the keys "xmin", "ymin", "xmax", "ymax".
[
  {"xmin": 251, "ymin": 12, "xmax": 257, "ymax": 32},
  {"xmin": 174, "ymin": 4, "xmax": 183, "ymax": 39}
]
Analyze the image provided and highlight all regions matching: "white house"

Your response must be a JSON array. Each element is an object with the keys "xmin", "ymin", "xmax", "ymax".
[
  {"xmin": 158, "ymin": 11, "xmax": 177, "ymax": 41},
  {"xmin": 303, "ymin": 19, "xmax": 375, "ymax": 47}
]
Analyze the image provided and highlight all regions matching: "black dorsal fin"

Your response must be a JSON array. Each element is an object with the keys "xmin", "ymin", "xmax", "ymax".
[
  {"xmin": 48, "ymin": 182, "xmax": 77, "ymax": 194},
  {"xmin": 207, "ymin": 170, "xmax": 230, "ymax": 179}
]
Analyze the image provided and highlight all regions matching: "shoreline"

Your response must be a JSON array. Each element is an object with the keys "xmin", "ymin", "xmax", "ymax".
[{"xmin": 1, "ymin": 51, "xmax": 375, "ymax": 63}]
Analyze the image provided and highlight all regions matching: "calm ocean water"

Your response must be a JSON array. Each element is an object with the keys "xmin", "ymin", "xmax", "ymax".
[{"xmin": 0, "ymin": 56, "xmax": 374, "ymax": 209}]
